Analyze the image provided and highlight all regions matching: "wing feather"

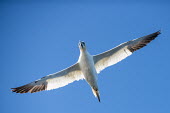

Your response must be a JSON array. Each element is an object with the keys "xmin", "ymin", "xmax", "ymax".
[
  {"xmin": 12, "ymin": 63, "xmax": 83, "ymax": 93},
  {"xmin": 93, "ymin": 31, "xmax": 161, "ymax": 73}
]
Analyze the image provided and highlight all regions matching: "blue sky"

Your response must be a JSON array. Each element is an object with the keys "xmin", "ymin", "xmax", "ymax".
[{"xmin": 1, "ymin": 0, "xmax": 170, "ymax": 113}]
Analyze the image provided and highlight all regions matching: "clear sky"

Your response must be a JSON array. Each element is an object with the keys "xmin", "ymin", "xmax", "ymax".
[{"xmin": 1, "ymin": 0, "xmax": 170, "ymax": 113}]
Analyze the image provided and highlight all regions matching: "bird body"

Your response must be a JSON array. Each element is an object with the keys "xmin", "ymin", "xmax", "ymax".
[
  {"xmin": 78, "ymin": 46, "xmax": 100, "ymax": 101},
  {"xmin": 12, "ymin": 31, "xmax": 161, "ymax": 102},
  {"xmin": 79, "ymin": 51, "xmax": 98, "ymax": 88}
]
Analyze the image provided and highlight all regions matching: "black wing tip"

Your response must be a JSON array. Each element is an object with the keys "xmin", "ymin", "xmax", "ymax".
[
  {"xmin": 128, "ymin": 30, "xmax": 161, "ymax": 52},
  {"xmin": 150, "ymin": 30, "xmax": 161, "ymax": 39},
  {"xmin": 150, "ymin": 30, "xmax": 161, "ymax": 38},
  {"xmin": 11, "ymin": 83, "xmax": 47, "ymax": 94},
  {"xmin": 11, "ymin": 85, "xmax": 31, "ymax": 94},
  {"xmin": 155, "ymin": 30, "xmax": 161, "ymax": 35}
]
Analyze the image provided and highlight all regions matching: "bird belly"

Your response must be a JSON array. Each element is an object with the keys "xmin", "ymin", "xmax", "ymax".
[{"xmin": 79, "ymin": 54, "xmax": 98, "ymax": 88}]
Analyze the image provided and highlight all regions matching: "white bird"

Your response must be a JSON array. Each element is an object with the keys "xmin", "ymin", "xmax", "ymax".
[{"xmin": 12, "ymin": 31, "xmax": 161, "ymax": 102}]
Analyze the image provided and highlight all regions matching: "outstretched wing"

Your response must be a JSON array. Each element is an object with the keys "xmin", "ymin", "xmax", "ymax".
[
  {"xmin": 93, "ymin": 31, "xmax": 161, "ymax": 73},
  {"xmin": 12, "ymin": 63, "xmax": 83, "ymax": 93}
]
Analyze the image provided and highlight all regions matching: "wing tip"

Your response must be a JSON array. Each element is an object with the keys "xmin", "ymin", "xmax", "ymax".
[
  {"xmin": 155, "ymin": 30, "xmax": 161, "ymax": 36},
  {"xmin": 11, "ymin": 83, "xmax": 47, "ymax": 94},
  {"xmin": 147, "ymin": 30, "xmax": 161, "ymax": 39},
  {"xmin": 128, "ymin": 30, "xmax": 161, "ymax": 52},
  {"xmin": 157, "ymin": 30, "xmax": 161, "ymax": 34}
]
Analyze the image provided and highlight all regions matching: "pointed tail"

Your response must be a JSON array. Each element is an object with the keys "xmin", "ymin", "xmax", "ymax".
[{"xmin": 92, "ymin": 88, "xmax": 100, "ymax": 102}]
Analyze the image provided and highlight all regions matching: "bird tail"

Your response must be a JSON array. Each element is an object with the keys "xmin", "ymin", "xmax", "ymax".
[{"xmin": 92, "ymin": 88, "xmax": 100, "ymax": 102}]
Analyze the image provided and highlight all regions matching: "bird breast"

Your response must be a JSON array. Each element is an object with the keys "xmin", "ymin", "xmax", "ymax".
[{"xmin": 79, "ymin": 52, "xmax": 98, "ymax": 84}]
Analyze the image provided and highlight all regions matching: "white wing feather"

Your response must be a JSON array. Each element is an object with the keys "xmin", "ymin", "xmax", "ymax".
[
  {"xmin": 46, "ymin": 63, "xmax": 83, "ymax": 90},
  {"xmin": 93, "ymin": 42, "xmax": 132, "ymax": 73},
  {"xmin": 12, "ymin": 63, "xmax": 83, "ymax": 93},
  {"xmin": 93, "ymin": 31, "xmax": 160, "ymax": 73}
]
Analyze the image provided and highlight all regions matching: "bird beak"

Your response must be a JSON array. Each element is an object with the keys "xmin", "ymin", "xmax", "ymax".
[{"xmin": 78, "ymin": 41, "xmax": 83, "ymax": 48}]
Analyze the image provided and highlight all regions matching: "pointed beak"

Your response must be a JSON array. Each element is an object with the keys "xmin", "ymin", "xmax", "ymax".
[{"xmin": 79, "ymin": 41, "xmax": 83, "ymax": 48}]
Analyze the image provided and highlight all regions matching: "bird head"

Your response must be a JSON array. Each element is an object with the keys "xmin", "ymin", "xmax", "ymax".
[{"xmin": 78, "ymin": 41, "xmax": 86, "ymax": 51}]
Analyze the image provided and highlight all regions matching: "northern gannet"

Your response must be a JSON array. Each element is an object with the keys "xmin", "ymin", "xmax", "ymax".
[{"xmin": 11, "ymin": 31, "xmax": 161, "ymax": 102}]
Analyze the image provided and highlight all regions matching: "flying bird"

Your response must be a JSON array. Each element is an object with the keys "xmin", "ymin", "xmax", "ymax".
[{"xmin": 12, "ymin": 31, "xmax": 161, "ymax": 102}]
